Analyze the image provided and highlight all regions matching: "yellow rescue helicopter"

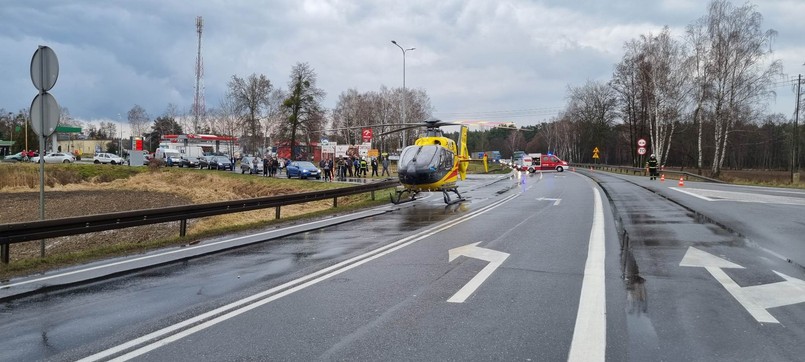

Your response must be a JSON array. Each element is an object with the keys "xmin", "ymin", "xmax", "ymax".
[
  {"xmin": 327, "ymin": 119, "xmax": 515, "ymax": 204},
  {"xmin": 378, "ymin": 118, "xmax": 472, "ymax": 204}
]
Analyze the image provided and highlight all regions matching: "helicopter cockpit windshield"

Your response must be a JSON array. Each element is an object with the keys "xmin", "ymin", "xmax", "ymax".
[{"xmin": 398, "ymin": 145, "xmax": 454, "ymax": 185}]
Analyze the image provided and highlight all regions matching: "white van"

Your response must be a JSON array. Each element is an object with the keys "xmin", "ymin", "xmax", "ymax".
[{"xmin": 155, "ymin": 148, "xmax": 183, "ymax": 166}]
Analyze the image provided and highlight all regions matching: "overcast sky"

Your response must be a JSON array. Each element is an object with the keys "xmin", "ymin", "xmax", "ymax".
[{"xmin": 1, "ymin": 0, "xmax": 803, "ymax": 137}]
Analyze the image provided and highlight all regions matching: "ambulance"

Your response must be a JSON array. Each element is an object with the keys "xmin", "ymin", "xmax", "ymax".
[{"xmin": 526, "ymin": 153, "xmax": 569, "ymax": 172}]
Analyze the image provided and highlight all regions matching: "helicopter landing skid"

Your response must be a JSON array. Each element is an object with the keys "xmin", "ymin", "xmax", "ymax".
[
  {"xmin": 442, "ymin": 188, "xmax": 466, "ymax": 205},
  {"xmin": 391, "ymin": 189, "xmax": 420, "ymax": 204}
]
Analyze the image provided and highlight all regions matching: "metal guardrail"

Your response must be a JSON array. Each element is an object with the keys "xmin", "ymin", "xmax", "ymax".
[
  {"xmin": 0, "ymin": 179, "xmax": 400, "ymax": 264},
  {"xmin": 572, "ymin": 163, "xmax": 725, "ymax": 183}
]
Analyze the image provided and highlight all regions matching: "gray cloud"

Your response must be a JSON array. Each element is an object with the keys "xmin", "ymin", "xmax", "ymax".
[{"xmin": 1, "ymin": 0, "xmax": 801, "ymax": 134}]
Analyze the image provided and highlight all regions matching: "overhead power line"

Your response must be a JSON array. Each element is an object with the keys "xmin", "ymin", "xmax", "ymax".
[{"xmin": 433, "ymin": 106, "xmax": 564, "ymax": 121}]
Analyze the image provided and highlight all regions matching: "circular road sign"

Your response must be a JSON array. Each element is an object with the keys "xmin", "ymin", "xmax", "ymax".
[
  {"xmin": 30, "ymin": 46, "xmax": 59, "ymax": 92},
  {"xmin": 637, "ymin": 138, "xmax": 647, "ymax": 147},
  {"xmin": 30, "ymin": 93, "xmax": 60, "ymax": 137},
  {"xmin": 637, "ymin": 147, "xmax": 647, "ymax": 155}
]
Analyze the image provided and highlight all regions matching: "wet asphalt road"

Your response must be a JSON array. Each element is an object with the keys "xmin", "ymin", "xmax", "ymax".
[
  {"xmin": 1, "ymin": 170, "xmax": 804, "ymax": 361},
  {"xmin": 583, "ymin": 170, "xmax": 805, "ymax": 361}
]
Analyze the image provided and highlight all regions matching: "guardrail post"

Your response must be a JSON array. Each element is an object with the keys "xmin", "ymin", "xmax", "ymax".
[
  {"xmin": 371, "ymin": 191, "xmax": 375, "ymax": 201},
  {"xmin": 180, "ymin": 219, "xmax": 187, "ymax": 237},
  {"xmin": 275, "ymin": 206, "xmax": 281, "ymax": 219},
  {"xmin": 333, "ymin": 197, "xmax": 338, "ymax": 208},
  {"xmin": 1, "ymin": 243, "xmax": 9, "ymax": 264}
]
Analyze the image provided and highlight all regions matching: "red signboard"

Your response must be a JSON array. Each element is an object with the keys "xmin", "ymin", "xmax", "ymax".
[{"xmin": 362, "ymin": 128, "xmax": 373, "ymax": 142}]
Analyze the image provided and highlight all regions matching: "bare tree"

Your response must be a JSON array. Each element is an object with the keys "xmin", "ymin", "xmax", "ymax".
[
  {"xmin": 694, "ymin": 0, "xmax": 782, "ymax": 176},
  {"xmin": 332, "ymin": 88, "xmax": 371, "ymax": 145},
  {"xmin": 685, "ymin": 16, "xmax": 714, "ymax": 172},
  {"xmin": 228, "ymin": 73, "xmax": 273, "ymax": 154},
  {"xmin": 612, "ymin": 39, "xmax": 649, "ymax": 167},
  {"xmin": 263, "ymin": 88, "xmax": 286, "ymax": 154},
  {"xmin": 282, "ymin": 62, "xmax": 325, "ymax": 160},
  {"xmin": 127, "ymin": 105, "xmax": 150, "ymax": 138},
  {"xmin": 638, "ymin": 28, "xmax": 690, "ymax": 167},
  {"xmin": 503, "ymin": 130, "xmax": 525, "ymax": 157},
  {"xmin": 566, "ymin": 80, "xmax": 619, "ymax": 161},
  {"xmin": 211, "ymin": 94, "xmax": 242, "ymax": 156}
]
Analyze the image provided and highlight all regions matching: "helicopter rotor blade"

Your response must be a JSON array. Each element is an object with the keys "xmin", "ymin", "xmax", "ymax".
[
  {"xmin": 377, "ymin": 124, "xmax": 426, "ymax": 137},
  {"xmin": 323, "ymin": 122, "xmax": 424, "ymax": 133}
]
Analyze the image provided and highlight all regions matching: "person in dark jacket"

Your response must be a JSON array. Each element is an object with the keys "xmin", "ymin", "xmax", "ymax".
[
  {"xmin": 370, "ymin": 158, "xmax": 379, "ymax": 177},
  {"xmin": 271, "ymin": 158, "xmax": 279, "ymax": 177},
  {"xmin": 646, "ymin": 154, "xmax": 659, "ymax": 180}
]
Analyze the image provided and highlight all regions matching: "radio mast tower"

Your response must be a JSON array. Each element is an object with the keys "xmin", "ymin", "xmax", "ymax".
[{"xmin": 192, "ymin": 16, "xmax": 205, "ymax": 133}]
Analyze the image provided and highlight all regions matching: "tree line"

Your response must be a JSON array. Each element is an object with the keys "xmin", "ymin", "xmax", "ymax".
[
  {"xmin": 455, "ymin": 0, "xmax": 800, "ymax": 176},
  {"xmin": 504, "ymin": 0, "xmax": 797, "ymax": 176},
  {"xmin": 1, "ymin": 0, "xmax": 801, "ymax": 172}
]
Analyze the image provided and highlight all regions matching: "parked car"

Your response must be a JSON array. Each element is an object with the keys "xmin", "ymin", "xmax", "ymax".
[
  {"xmin": 286, "ymin": 161, "xmax": 321, "ymax": 179},
  {"xmin": 93, "ymin": 152, "xmax": 125, "ymax": 165},
  {"xmin": 240, "ymin": 156, "xmax": 264, "ymax": 174},
  {"xmin": 165, "ymin": 154, "xmax": 184, "ymax": 167},
  {"xmin": 4, "ymin": 152, "xmax": 25, "ymax": 162},
  {"xmin": 179, "ymin": 156, "xmax": 201, "ymax": 168},
  {"xmin": 209, "ymin": 155, "xmax": 233, "ymax": 171},
  {"xmin": 31, "ymin": 152, "xmax": 76, "ymax": 164},
  {"xmin": 197, "ymin": 155, "xmax": 213, "ymax": 169}
]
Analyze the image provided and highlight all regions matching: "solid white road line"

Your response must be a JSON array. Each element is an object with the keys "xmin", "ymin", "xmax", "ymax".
[
  {"xmin": 567, "ymin": 187, "xmax": 606, "ymax": 362},
  {"xmin": 79, "ymin": 193, "xmax": 520, "ymax": 362}
]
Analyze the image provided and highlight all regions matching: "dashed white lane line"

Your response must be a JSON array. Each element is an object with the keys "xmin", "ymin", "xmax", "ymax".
[{"xmin": 670, "ymin": 187, "xmax": 805, "ymax": 206}]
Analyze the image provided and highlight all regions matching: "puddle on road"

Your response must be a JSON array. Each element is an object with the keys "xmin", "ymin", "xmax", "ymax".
[{"xmin": 621, "ymin": 248, "xmax": 660, "ymax": 357}]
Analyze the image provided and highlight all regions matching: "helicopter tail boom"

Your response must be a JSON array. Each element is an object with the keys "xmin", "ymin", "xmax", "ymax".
[{"xmin": 458, "ymin": 125, "xmax": 469, "ymax": 180}]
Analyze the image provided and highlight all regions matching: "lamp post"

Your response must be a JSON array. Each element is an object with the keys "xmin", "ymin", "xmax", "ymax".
[
  {"xmin": 4, "ymin": 113, "xmax": 10, "ymax": 156},
  {"xmin": 795, "ymin": 73, "xmax": 802, "ymax": 184},
  {"xmin": 391, "ymin": 40, "xmax": 414, "ymax": 148},
  {"xmin": 117, "ymin": 113, "xmax": 123, "ymax": 157}
]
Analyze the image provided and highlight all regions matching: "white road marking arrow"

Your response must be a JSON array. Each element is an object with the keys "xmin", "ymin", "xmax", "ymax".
[
  {"xmin": 447, "ymin": 242, "xmax": 510, "ymax": 303},
  {"xmin": 536, "ymin": 197, "xmax": 562, "ymax": 206},
  {"xmin": 680, "ymin": 246, "xmax": 805, "ymax": 324}
]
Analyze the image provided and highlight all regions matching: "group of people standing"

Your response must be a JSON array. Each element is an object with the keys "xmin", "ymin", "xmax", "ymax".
[
  {"xmin": 16, "ymin": 150, "xmax": 37, "ymax": 162},
  {"xmin": 319, "ymin": 156, "xmax": 391, "ymax": 182},
  {"xmin": 246, "ymin": 156, "xmax": 281, "ymax": 177}
]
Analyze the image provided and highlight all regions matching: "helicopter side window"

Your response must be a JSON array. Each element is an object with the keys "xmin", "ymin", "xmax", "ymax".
[{"xmin": 442, "ymin": 149, "xmax": 453, "ymax": 170}]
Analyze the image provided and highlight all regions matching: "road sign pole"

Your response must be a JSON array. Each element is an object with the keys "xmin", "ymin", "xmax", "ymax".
[
  {"xmin": 38, "ymin": 59, "xmax": 46, "ymax": 258},
  {"xmin": 30, "ymin": 45, "xmax": 60, "ymax": 258}
]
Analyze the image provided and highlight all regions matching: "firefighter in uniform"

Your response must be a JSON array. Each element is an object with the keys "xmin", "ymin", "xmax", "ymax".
[{"xmin": 646, "ymin": 154, "xmax": 659, "ymax": 180}]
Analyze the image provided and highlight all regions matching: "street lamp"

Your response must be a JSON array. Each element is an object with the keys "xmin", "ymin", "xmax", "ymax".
[
  {"xmin": 117, "ymin": 113, "xmax": 123, "ymax": 157},
  {"xmin": 795, "ymin": 71, "xmax": 802, "ymax": 183},
  {"xmin": 3, "ymin": 113, "xmax": 11, "ymax": 156},
  {"xmin": 391, "ymin": 40, "xmax": 415, "ymax": 148}
]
